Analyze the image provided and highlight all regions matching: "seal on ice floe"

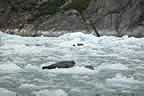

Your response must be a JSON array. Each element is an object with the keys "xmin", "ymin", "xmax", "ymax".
[
  {"xmin": 42, "ymin": 60, "xmax": 95, "ymax": 70},
  {"xmin": 42, "ymin": 60, "xmax": 76, "ymax": 69}
]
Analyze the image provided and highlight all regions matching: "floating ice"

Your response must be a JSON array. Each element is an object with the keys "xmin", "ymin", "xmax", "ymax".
[
  {"xmin": 0, "ymin": 88, "xmax": 16, "ymax": 96},
  {"xmin": 1, "ymin": 32, "xmax": 144, "ymax": 96},
  {"xmin": 107, "ymin": 73, "xmax": 141, "ymax": 83},
  {"xmin": 44, "ymin": 66, "xmax": 97, "ymax": 74},
  {"xmin": 33, "ymin": 89, "xmax": 68, "ymax": 96},
  {"xmin": 24, "ymin": 64, "xmax": 39, "ymax": 71},
  {"xmin": 19, "ymin": 83, "xmax": 39, "ymax": 90},
  {"xmin": 106, "ymin": 73, "xmax": 143, "ymax": 88},
  {"xmin": 0, "ymin": 62, "xmax": 22, "ymax": 73},
  {"xmin": 97, "ymin": 63, "xmax": 129, "ymax": 71}
]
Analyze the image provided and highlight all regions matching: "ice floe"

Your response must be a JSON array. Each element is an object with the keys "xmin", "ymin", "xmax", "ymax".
[
  {"xmin": 0, "ymin": 62, "xmax": 22, "ymax": 73},
  {"xmin": 33, "ymin": 89, "xmax": 68, "ymax": 96},
  {"xmin": 1, "ymin": 32, "xmax": 144, "ymax": 96},
  {"xmin": 0, "ymin": 88, "xmax": 16, "ymax": 96},
  {"xmin": 43, "ymin": 66, "xmax": 97, "ymax": 74}
]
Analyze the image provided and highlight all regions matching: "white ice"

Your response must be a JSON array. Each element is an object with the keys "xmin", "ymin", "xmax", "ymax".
[
  {"xmin": 106, "ymin": 73, "xmax": 144, "ymax": 88},
  {"xmin": 1, "ymin": 31, "xmax": 144, "ymax": 96},
  {"xmin": 97, "ymin": 63, "xmax": 129, "ymax": 71},
  {"xmin": 0, "ymin": 88, "xmax": 16, "ymax": 96},
  {"xmin": 33, "ymin": 89, "xmax": 68, "ymax": 96},
  {"xmin": 0, "ymin": 62, "xmax": 22, "ymax": 73},
  {"xmin": 44, "ymin": 66, "xmax": 97, "ymax": 74}
]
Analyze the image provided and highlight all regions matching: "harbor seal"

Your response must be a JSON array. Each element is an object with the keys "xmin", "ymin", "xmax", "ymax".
[{"xmin": 42, "ymin": 60, "xmax": 76, "ymax": 69}]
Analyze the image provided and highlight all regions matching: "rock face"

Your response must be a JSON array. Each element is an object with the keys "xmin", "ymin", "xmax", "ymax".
[
  {"xmin": 1, "ymin": 0, "xmax": 144, "ymax": 37},
  {"xmin": 42, "ymin": 60, "xmax": 76, "ymax": 69}
]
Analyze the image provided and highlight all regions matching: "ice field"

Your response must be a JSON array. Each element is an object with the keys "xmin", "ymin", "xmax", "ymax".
[{"xmin": 0, "ymin": 32, "xmax": 144, "ymax": 96}]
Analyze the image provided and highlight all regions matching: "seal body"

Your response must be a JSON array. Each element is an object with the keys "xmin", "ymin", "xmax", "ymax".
[{"xmin": 42, "ymin": 60, "xmax": 76, "ymax": 69}]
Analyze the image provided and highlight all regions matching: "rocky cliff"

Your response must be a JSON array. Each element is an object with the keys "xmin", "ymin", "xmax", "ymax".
[{"xmin": 0, "ymin": 0, "xmax": 144, "ymax": 37}]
